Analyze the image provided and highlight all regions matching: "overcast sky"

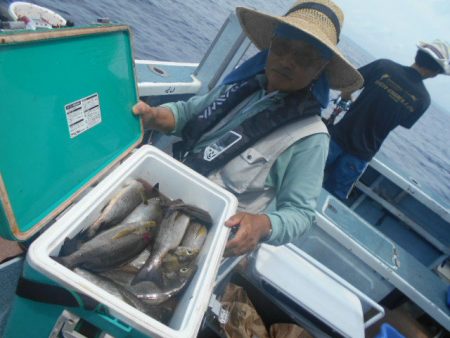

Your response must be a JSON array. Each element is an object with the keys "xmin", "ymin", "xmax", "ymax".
[{"xmin": 335, "ymin": 0, "xmax": 450, "ymax": 112}]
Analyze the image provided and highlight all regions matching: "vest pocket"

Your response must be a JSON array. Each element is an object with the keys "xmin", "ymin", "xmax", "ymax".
[{"xmin": 221, "ymin": 147, "xmax": 269, "ymax": 194}]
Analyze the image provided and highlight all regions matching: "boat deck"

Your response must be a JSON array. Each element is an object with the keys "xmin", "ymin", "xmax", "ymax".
[{"xmin": 0, "ymin": 238, "xmax": 22, "ymax": 262}]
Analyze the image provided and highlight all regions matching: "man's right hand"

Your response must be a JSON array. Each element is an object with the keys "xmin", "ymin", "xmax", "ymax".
[{"xmin": 132, "ymin": 101, "xmax": 176, "ymax": 133}]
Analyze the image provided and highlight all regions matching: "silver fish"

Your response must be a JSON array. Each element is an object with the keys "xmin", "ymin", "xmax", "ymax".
[
  {"xmin": 130, "ymin": 264, "xmax": 197, "ymax": 305},
  {"xmin": 100, "ymin": 247, "xmax": 197, "ymax": 287},
  {"xmin": 54, "ymin": 221, "xmax": 156, "ymax": 271},
  {"xmin": 131, "ymin": 202, "xmax": 191, "ymax": 285},
  {"xmin": 82, "ymin": 178, "xmax": 151, "ymax": 239},
  {"xmin": 74, "ymin": 268, "xmax": 168, "ymax": 321},
  {"xmin": 181, "ymin": 222, "xmax": 208, "ymax": 250},
  {"xmin": 127, "ymin": 245, "xmax": 197, "ymax": 273},
  {"xmin": 123, "ymin": 198, "xmax": 163, "ymax": 224}
]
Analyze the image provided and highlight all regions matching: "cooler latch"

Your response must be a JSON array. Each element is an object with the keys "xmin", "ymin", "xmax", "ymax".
[
  {"xmin": 208, "ymin": 294, "xmax": 230, "ymax": 325},
  {"xmin": 49, "ymin": 310, "xmax": 85, "ymax": 338},
  {"xmin": 49, "ymin": 310, "xmax": 114, "ymax": 338}
]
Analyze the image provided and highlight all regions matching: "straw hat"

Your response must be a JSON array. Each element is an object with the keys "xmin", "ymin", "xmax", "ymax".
[{"xmin": 236, "ymin": 0, "xmax": 363, "ymax": 91}]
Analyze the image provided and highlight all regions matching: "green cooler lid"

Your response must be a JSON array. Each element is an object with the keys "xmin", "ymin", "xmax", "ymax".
[{"xmin": 0, "ymin": 25, "xmax": 142, "ymax": 240}]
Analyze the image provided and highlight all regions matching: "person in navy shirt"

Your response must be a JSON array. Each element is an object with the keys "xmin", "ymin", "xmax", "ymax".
[{"xmin": 324, "ymin": 39, "xmax": 450, "ymax": 199}]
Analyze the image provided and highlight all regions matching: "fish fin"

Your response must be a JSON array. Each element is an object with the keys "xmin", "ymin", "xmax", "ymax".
[
  {"xmin": 77, "ymin": 228, "xmax": 90, "ymax": 242},
  {"xmin": 153, "ymin": 183, "xmax": 173, "ymax": 205},
  {"xmin": 112, "ymin": 221, "xmax": 156, "ymax": 240},
  {"xmin": 136, "ymin": 178, "xmax": 159, "ymax": 200},
  {"xmin": 178, "ymin": 204, "xmax": 213, "ymax": 227},
  {"xmin": 112, "ymin": 228, "xmax": 135, "ymax": 240},
  {"xmin": 59, "ymin": 236, "xmax": 83, "ymax": 256},
  {"xmin": 131, "ymin": 262, "xmax": 162, "ymax": 286},
  {"xmin": 197, "ymin": 225, "xmax": 208, "ymax": 238},
  {"xmin": 99, "ymin": 200, "xmax": 111, "ymax": 213}
]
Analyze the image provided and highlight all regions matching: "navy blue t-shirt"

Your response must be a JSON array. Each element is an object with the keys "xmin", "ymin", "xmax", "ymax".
[{"xmin": 329, "ymin": 59, "xmax": 431, "ymax": 161}]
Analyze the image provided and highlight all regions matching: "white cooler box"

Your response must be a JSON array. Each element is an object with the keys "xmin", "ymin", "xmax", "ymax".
[
  {"xmin": 0, "ymin": 25, "xmax": 237, "ymax": 338},
  {"xmin": 27, "ymin": 145, "xmax": 238, "ymax": 338}
]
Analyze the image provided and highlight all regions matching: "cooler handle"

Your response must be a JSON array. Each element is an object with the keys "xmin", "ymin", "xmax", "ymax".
[{"xmin": 16, "ymin": 276, "xmax": 99, "ymax": 310}]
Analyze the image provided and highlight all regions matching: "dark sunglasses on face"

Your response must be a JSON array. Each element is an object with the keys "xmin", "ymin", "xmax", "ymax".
[{"xmin": 270, "ymin": 37, "xmax": 325, "ymax": 67}]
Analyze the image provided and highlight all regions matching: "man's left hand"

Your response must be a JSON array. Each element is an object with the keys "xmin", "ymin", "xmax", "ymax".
[{"xmin": 223, "ymin": 212, "xmax": 272, "ymax": 257}]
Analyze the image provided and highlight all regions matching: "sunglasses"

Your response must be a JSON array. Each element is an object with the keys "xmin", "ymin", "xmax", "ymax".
[{"xmin": 270, "ymin": 37, "xmax": 326, "ymax": 67}]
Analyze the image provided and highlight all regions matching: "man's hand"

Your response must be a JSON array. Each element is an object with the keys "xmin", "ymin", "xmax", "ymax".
[
  {"xmin": 132, "ymin": 101, "xmax": 175, "ymax": 133},
  {"xmin": 223, "ymin": 212, "xmax": 272, "ymax": 257}
]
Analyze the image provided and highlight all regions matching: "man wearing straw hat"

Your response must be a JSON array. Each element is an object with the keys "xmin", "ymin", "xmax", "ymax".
[
  {"xmin": 324, "ymin": 39, "xmax": 450, "ymax": 200},
  {"xmin": 133, "ymin": 0, "xmax": 362, "ymax": 257}
]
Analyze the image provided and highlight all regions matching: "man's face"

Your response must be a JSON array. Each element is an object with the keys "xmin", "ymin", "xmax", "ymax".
[{"xmin": 265, "ymin": 37, "xmax": 330, "ymax": 92}]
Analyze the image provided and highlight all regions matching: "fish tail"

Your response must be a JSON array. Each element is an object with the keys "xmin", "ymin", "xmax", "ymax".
[
  {"xmin": 59, "ymin": 236, "xmax": 83, "ymax": 256},
  {"xmin": 178, "ymin": 205, "xmax": 213, "ymax": 227},
  {"xmin": 131, "ymin": 258, "xmax": 162, "ymax": 285},
  {"xmin": 136, "ymin": 178, "xmax": 158, "ymax": 200}
]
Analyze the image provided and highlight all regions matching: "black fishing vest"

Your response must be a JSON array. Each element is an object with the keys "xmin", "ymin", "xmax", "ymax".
[{"xmin": 173, "ymin": 78, "xmax": 321, "ymax": 176}]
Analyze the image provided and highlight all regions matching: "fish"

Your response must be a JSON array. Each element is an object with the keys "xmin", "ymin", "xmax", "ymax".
[
  {"xmin": 123, "ymin": 198, "xmax": 163, "ymax": 224},
  {"xmin": 99, "ymin": 246, "xmax": 198, "ymax": 287},
  {"xmin": 74, "ymin": 268, "xmax": 170, "ymax": 321},
  {"xmin": 129, "ymin": 263, "xmax": 197, "ymax": 305},
  {"xmin": 53, "ymin": 221, "xmax": 157, "ymax": 271},
  {"xmin": 81, "ymin": 178, "xmax": 154, "ymax": 240},
  {"xmin": 181, "ymin": 222, "xmax": 208, "ymax": 250},
  {"xmin": 159, "ymin": 200, "xmax": 213, "ymax": 228},
  {"xmin": 131, "ymin": 201, "xmax": 191, "ymax": 285},
  {"xmin": 127, "ymin": 245, "xmax": 198, "ymax": 273}
]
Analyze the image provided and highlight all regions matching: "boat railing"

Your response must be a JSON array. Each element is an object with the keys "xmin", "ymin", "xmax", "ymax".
[
  {"xmin": 316, "ymin": 192, "xmax": 450, "ymax": 331},
  {"xmin": 136, "ymin": 12, "xmax": 251, "ymax": 99}
]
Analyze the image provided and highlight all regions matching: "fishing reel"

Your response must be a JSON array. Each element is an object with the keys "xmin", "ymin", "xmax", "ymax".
[{"xmin": 324, "ymin": 96, "xmax": 352, "ymax": 126}]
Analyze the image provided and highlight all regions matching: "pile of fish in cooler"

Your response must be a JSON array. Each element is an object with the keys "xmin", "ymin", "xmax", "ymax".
[{"xmin": 53, "ymin": 178, "xmax": 212, "ymax": 323}]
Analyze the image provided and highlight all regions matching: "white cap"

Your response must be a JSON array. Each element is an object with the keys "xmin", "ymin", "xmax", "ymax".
[{"xmin": 417, "ymin": 39, "xmax": 450, "ymax": 75}]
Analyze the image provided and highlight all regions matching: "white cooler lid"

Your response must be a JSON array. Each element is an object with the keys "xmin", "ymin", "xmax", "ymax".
[{"xmin": 252, "ymin": 243, "xmax": 365, "ymax": 338}]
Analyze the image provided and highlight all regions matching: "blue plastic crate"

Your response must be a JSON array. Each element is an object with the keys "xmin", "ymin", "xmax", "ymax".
[
  {"xmin": 447, "ymin": 286, "xmax": 450, "ymax": 309},
  {"xmin": 375, "ymin": 323, "xmax": 405, "ymax": 338}
]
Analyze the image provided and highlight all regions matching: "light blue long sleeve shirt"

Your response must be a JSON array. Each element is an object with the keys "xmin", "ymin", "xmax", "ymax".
[{"xmin": 161, "ymin": 77, "xmax": 329, "ymax": 245}]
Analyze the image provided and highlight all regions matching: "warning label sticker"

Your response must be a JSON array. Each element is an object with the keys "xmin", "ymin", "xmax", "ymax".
[{"xmin": 65, "ymin": 93, "xmax": 102, "ymax": 138}]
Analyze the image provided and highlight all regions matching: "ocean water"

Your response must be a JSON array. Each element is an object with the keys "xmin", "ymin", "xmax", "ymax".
[{"xmin": 1, "ymin": 0, "xmax": 449, "ymax": 208}]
